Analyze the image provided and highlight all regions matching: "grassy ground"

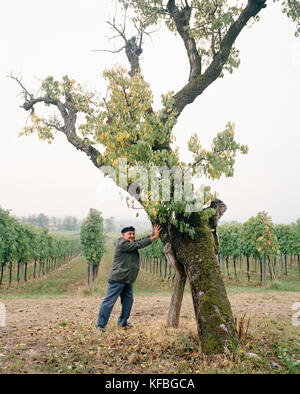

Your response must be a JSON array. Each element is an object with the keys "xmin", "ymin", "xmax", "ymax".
[{"xmin": 0, "ymin": 235, "xmax": 299, "ymax": 374}]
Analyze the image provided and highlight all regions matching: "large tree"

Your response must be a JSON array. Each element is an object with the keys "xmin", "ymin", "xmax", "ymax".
[{"xmin": 12, "ymin": 0, "xmax": 299, "ymax": 355}]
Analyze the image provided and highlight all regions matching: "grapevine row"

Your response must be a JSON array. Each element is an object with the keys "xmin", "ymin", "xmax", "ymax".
[
  {"xmin": 139, "ymin": 211, "xmax": 300, "ymax": 285},
  {"xmin": 0, "ymin": 207, "xmax": 81, "ymax": 287}
]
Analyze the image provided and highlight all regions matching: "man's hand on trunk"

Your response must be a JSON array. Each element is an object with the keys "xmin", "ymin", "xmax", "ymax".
[{"xmin": 150, "ymin": 224, "xmax": 162, "ymax": 242}]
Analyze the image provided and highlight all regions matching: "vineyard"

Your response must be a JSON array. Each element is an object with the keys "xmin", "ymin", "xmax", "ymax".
[
  {"xmin": 0, "ymin": 208, "xmax": 81, "ymax": 288},
  {"xmin": 139, "ymin": 211, "xmax": 300, "ymax": 286},
  {"xmin": 0, "ymin": 209, "xmax": 300, "ymax": 374},
  {"xmin": 1, "ymin": 208, "xmax": 300, "ymax": 290}
]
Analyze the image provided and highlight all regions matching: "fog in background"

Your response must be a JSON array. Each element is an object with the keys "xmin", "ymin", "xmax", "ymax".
[{"xmin": 1, "ymin": 0, "xmax": 299, "ymax": 225}]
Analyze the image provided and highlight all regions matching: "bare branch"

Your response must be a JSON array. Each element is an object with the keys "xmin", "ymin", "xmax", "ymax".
[
  {"xmin": 8, "ymin": 73, "xmax": 34, "ymax": 102},
  {"xmin": 91, "ymin": 46, "xmax": 125, "ymax": 54},
  {"xmin": 123, "ymin": 5, "xmax": 127, "ymax": 35},
  {"xmin": 106, "ymin": 20, "xmax": 127, "ymax": 41}
]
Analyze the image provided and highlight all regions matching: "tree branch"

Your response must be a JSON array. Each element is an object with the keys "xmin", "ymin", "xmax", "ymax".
[
  {"xmin": 10, "ymin": 75, "xmax": 103, "ymax": 169},
  {"xmin": 91, "ymin": 46, "xmax": 125, "ymax": 54},
  {"xmin": 172, "ymin": 0, "xmax": 267, "ymax": 116},
  {"xmin": 10, "ymin": 75, "xmax": 155, "ymax": 208},
  {"xmin": 9, "ymin": 73, "xmax": 34, "ymax": 102},
  {"xmin": 204, "ymin": 198, "xmax": 227, "ymax": 253},
  {"xmin": 40, "ymin": 117, "xmax": 64, "ymax": 132},
  {"xmin": 167, "ymin": 0, "xmax": 202, "ymax": 82},
  {"xmin": 95, "ymin": 18, "xmax": 143, "ymax": 77}
]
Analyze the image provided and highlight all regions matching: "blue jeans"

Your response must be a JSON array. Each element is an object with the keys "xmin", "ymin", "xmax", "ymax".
[{"xmin": 96, "ymin": 280, "xmax": 133, "ymax": 328}]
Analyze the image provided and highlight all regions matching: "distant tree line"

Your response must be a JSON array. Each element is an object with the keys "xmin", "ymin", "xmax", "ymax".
[
  {"xmin": 19, "ymin": 213, "xmax": 82, "ymax": 231},
  {"xmin": 17, "ymin": 213, "xmax": 151, "ymax": 233},
  {"xmin": 103, "ymin": 216, "xmax": 151, "ymax": 234}
]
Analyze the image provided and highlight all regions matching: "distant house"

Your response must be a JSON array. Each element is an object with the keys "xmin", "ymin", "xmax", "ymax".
[{"xmin": 48, "ymin": 222, "xmax": 59, "ymax": 231}]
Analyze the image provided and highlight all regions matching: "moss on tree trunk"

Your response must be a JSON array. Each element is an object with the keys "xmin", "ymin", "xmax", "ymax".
[{"xmin": 170, "ymin": 219, "xmax": 239, "ymax": 355}]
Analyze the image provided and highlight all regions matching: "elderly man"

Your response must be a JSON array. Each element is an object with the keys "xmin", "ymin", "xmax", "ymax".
[{"xmin": 96, "ymin": 224, "xmax": 162, "ymax": 332}]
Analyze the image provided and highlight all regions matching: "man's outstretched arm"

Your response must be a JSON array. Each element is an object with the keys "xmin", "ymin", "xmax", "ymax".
[{"xmin": 119, "ymin": 225, "xmax": 162, "ymax": 252}]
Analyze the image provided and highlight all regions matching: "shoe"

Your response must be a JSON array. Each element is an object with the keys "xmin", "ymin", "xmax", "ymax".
[
  {"xmin": 96, "ymin": 325, "xmax": 106, "ymax": 332},
  {"xmin": 118, "ymin": 322, "xmax": 133, "ymax": 328}
]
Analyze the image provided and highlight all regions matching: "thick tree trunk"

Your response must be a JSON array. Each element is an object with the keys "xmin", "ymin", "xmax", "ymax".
[
  {"xmin": 154, "ymin": 199, "xmax": 238, "ymax": 355},
  {"xmin": 169, "ymin": 219, "xmax": 239, "ymax": 355}
]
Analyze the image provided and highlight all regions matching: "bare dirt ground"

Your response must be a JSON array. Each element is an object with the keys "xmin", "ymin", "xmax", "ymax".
[
  {"xmin": 1, "ymin": 292, "xmax": 299, "ymax": 373},
  {"xmin": 1, "ymin": 292, "xmax": 299, "ymax": 330}
]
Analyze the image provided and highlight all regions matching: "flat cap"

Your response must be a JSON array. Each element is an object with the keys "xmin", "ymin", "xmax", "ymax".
[{"xmin": 121, "ymin": 226, "xmax": 135, "ymax": 234}]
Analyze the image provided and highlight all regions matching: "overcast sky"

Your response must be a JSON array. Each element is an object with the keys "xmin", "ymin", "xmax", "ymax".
[{"xmin": 0, "ymin": 0, "xmax": 299, "ymax": 224}]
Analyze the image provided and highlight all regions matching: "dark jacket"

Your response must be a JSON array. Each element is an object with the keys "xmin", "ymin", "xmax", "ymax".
[{"xmin": 108, "ymin": 236, "xmax": 152, "ymax": 284}]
